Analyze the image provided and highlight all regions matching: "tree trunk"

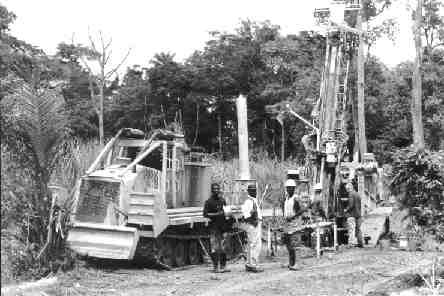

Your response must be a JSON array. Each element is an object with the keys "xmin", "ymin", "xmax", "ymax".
[
  {"xmin": 192, "ymin": 102, "xmax": 199, "ymax": 146},
  {"xmin": 218, "ymin": 114, "xmax": 222, "ymax": 155},
  {"xmin": 98, "ymin": 81, "xmax": 105, "ymax": 146},
  {"xmin": 281, "ymin": 123, "xmax": 285, "ymax": 162},
  {"xmin": 356, "ymin": 9, "xmax": 367, "ymax": 160},
  {"xmin": 35, "ymin": 168, "xmax": 53, "ymax": 260},
  {"xmin": 412, "ymin": 0, "xmax": 425, "ymax": 151}
]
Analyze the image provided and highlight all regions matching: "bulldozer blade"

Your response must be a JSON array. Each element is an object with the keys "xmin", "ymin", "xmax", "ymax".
[{"xmin": 67, "ymin": 222, "xmax": 140, "ymax": 260}]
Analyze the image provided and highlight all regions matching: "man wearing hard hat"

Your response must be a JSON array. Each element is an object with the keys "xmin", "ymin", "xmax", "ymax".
[{"xmin": 283, "ymin": 179, "xmax": 309, "ymax": 270}]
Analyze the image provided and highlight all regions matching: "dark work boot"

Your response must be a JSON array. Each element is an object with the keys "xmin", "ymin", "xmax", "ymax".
[
  {"xmin": 288, "ymin": 250, "xmax": 295, "ymax": 268},
  {"xmin": 210, "ymin": 252, "xmax": 219, "ymax": 273},
  {"xmin": 288, "ymin": 250, "xmax": 301, "ymax": 271}
]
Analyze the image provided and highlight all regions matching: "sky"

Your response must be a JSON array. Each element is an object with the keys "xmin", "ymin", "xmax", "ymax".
[{"xmin": 4, "ymin": 0, "xmax": 415, "ymax": 72}]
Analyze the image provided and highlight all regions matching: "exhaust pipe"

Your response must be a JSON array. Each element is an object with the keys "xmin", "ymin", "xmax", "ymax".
[{"xmin": 236, "ymin": 94, "xmax": 250, "ymax": 180}]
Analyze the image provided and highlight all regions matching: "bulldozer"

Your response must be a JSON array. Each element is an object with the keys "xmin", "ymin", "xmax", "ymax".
[{"xmin": 67, "ymin": 128, "xmax": 243, "ymax": 267}]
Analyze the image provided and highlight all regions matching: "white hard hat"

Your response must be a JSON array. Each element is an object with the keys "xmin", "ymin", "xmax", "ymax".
[
  {"xmin": 285, "ymin": 179, "xmax": 297, "ymax": 187},
  {"xmin": 314, "ymin": 183, "xmax": 322, "ymax": 191}
]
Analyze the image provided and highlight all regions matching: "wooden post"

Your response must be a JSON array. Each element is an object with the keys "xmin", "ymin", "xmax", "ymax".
[{"xmin": 356, "ymin": 6, "xmax": 367, "ymax": 160}]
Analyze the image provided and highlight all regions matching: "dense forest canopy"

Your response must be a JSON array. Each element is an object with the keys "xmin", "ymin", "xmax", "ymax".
[{"xmin": 1, "ymin": 3, "xmax": 443, "ymax": 163}]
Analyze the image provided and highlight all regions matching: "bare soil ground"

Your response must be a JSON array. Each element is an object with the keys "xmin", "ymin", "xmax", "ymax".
[{"xmin": 43, "ymin": 248, "xmax": 442, "ymax": 296}]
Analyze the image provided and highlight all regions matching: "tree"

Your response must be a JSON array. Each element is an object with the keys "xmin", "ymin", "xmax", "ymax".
[
  {"xmin": 412, "ymin": 0, "xmax": 426, "ymax": 151},
  {"xmin": 54, "ymin": 42, "xmax": 98, "ymax": 139},
  {"xmin": 108, "ymin": 65, "xmax": 152, "ymax": 132},
  {"xmin": 262, "ymin": 31, "xmax": 325, "ymax": 159},
  {"xmin": 354, "ymin": 0, "xmax": 394, "ymax": 160},
  {"xmin": 79, "ymin": 31, "xmax": 130, "ymax": 145},
  {"xmin": 423, "ymin": 0, "xmax": 444, "ymax": 55}
]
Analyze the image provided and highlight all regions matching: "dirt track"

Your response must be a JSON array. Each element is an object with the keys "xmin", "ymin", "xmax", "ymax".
[{"xmin": 52, "ymin": 248, "xmax": 439, "ymax": 296}]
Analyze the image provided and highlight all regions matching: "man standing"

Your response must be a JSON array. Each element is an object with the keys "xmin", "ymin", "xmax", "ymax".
[
  {"xmin": 241, "ymin": 183, "xmax": 264, "ymax": 273},
  {"xmin": 345, "ymin": 183, "xmax": 364, "ymax": 248},
  {"xmin": 283, "ymin": 179, "xmax": 307, "ymax": 270},
  {"xmin": 203, "ymin": 183, "xmax": 230, "ymax": 273}
]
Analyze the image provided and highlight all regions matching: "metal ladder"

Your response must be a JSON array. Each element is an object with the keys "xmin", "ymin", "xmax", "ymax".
[{"xmin": 335, "ymin": 33, "xmax": 351, "ymax": 133}]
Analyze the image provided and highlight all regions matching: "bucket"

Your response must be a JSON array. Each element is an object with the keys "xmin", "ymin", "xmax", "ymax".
[{"xmin": 399, "ymin": 235, "xmax": 408, "ymax": 249}]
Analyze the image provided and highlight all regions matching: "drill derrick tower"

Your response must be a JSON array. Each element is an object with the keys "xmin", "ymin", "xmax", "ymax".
[
  {"xmin": 286, "ymin": 0, "xmax": 370, "ymax": 218},
  {"xmin": 312, "ymin": 0, "xmax": 361, "ymax": 216}
]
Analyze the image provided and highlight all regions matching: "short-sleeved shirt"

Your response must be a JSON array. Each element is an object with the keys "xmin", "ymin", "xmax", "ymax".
[
  {"xmin": 203, "ymin": 196, "xmax": 227, "ymax": 231},
  {"xmin": 284, "ymin": 194, "xmax": 301, "ymax": 219},
  {"xmin": 241, "ymin": 196, "xmax": 262, "ymax": 225}
]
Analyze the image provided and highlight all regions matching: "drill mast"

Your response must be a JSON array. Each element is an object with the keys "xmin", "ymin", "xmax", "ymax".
[{"xmin": 292, "ymin": 0, "xmax": 363, "ymax": 217}]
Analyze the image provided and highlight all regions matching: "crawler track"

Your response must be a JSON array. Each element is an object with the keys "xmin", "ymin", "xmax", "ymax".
[{"xmin": 134, "ymin": 228, "xmax": 246, "ymax": 268}]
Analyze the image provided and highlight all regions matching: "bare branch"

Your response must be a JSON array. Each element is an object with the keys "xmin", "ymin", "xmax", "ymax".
[
  {"xmin": 104, "ymin": 38, "xmax": 113, "ymax": 51},
  {"xmin": 87, "ymin": 27, "xmax": 99, "ymax": 54},
  {"xmin": 105, "ymin": 48, "xmax": 131, "ymax": 79},
  {"xmin": 104, "ymin": 49, "xmax": 112, "ymax": 66}
]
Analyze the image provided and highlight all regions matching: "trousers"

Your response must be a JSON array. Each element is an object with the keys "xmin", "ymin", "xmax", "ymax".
[
  {"xmin": 241, "ymin": 222, "xmax": 262, "ymax": 266},
  {"xmin": 347, "ymin": 217, "xmax": 363, "ymax": 246},
  {"xmin": 210, "ymin": 228, "xmax": 226, "ymax": 253}
]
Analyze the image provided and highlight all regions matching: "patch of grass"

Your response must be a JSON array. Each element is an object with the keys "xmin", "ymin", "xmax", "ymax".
[{"xmin": 210, "ymin": 156, "xmax": 300, "ymax": 207}]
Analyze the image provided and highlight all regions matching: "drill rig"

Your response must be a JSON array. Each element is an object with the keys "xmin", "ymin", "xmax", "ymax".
[{"xmin": 285, "ymin": 1, "xmax": 380, "ymax": 226}]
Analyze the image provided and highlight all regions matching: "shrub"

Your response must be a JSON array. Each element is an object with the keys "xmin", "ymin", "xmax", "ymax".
[
  {"xmin": 1, "ymin": 139, "xmax": 102, "ymax": 284},
  {"xmin": 390, "ymin": 147, "xmax": 444, "ymax": 242}
]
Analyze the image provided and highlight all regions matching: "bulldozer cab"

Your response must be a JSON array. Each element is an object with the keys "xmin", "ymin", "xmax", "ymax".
[{"xmin": 97, "ymin": 128, "xmax": 211, "ymax": 209}]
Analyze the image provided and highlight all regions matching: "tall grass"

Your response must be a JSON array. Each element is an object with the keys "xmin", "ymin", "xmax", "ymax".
[
  {"xmin": 51, "ymin": 141, "xmax": 299, "ymax": 207},
  {"xmin": 210, "ymin": 156, "xmax": 301, "ymax": 207},
  {"xmin": 51, "ymin": 140, "xmax": 103, "ymax": 191}
]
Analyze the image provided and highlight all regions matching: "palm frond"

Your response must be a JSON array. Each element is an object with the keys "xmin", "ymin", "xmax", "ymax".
[{"xmin": 3, "ymin": 80, "xmax": 69, "ymax": 171}]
